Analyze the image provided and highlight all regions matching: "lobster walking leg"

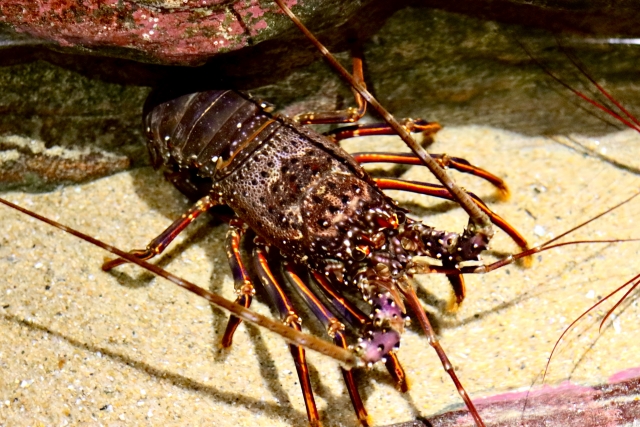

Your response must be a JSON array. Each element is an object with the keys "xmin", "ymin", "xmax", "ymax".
[
  {"xmin": 295, "ymin": 52, "xmax": 367, "ymax": 125},
  {"xmin": 311, "ymin": 271, "xmax": 409, "ymax": 392},
  {"xmin": 285, "ymin": 265, "xmax": 371, "ymax": 426},
  {"xmin": 102, "ymin": 194, "xmax": 220, "ymax": 271},
  {"xmin": 293, "ymin": 47, "xmax": 438, "ymax": 151},
  {"xmin": 221, "ymin": 220, "xmax": 255, "ymax": 347},
  {"xmin": 375, "ymin": 178, "xmax": 528, "ymax": 252},
  {"xmin": 326, "ymin": 120, "xmax": 510, "ymax": 201},
  {"xmin": 253, "ymin": 247, "xmax": 321, "ymax": 427},
  {"xmin": 384, "ymin": 352, "xmax": 410, "ymax": 393},
  {"xmin": 326, "ymin": 120, "xmax": 441, "ymax": 141},
  {"xmin": 397, "ymin": 279, "xmax": 485, "ymax": 427},
  {"xmin": 353, "ymin": 152, "xmax": 509, "ymax": 199}
]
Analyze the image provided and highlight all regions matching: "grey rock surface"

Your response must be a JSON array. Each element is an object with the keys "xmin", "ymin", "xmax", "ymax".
[
  {"xmin": 1, "ymin": 4, "xmax": 640, "ymax": 190},
  {"xmin": 1, "ymin": 127, "xmax": 640, "ymax": 426}
]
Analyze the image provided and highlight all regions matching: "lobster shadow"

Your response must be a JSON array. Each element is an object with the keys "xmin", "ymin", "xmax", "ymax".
[
  {"xmin": 116, "ymin": 165, "xmax": 537, "ymax": 424},
  {"xmin": 118, "ymin": 163, "xmax": 608, "ymax": 425},
  {"xmin": 115, "ymin": 167, "xmax": 420, "ymax": 425},
  {"xmin": 1, "ymin": 312, "xmax": 311, "ymax": 426}
]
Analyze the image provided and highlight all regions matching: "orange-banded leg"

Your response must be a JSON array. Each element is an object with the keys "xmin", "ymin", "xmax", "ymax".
[
  {"xmin": 253, "ymin": 247, "xmax": 321, "ymax": 427},
  {"xmin": 325, "ymin": 118, "xmax": 442, "ymax": 142},
  {"xmin": 220, "ymin": 219, "xmax": 255, "ymax": 347},
  {"xmin": 293, "ymin": 49, "xmax": 443, "ymax": 157},
  {"xmin": 295, "ymin": 51, "xmax": 367, "ymax": 126},
  {"xmin": 322, "ymin": 117, "xmax": 509, "ymax": 201},
  {"xmin": 376, "ymin": 178, "xmax": 529, "ymax": 306},
  {"xmin": 292, "ymin": 47, "xmax": 440, "ymax": 150},
  {"xmin": 285, "ymin": 266, "xmax": 370, "ymax": 427},
  {"xmin": 102, "ymin": 194, "xmax": 220, "ymax": 271},
  {"xmin": 353, "ymin": 152, "xmax": 509, "ymax": 200},
  {"xmin": 311, "ymin": 271, "xmax": 409, "ymax": 393},
  {"xmin": 444, "ymin": 272, "xmax": 466, "ymax": 310},
  {"xmin": 376, "ymin": 178, "xmax": 527, "ymax": 251},
  {"xmin": 384, "ymin": 352, "xmax": 409, "ymax": 393}
]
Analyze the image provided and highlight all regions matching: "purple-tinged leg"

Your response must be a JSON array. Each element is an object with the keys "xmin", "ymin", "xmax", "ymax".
[
  {"xmin": 253, "ymin": 248, "xmax": 321, "ymax": 427},
  {"xmin": 311, "ymin": 271, "xmax": 409, "ymax": 392},
  {"xmin": 286, "ymin": 265, "xmax": 371, "ymax": 427},
  {"xmin": 220, "ymin": 219, "xmax": 255, "ymax": 348}
]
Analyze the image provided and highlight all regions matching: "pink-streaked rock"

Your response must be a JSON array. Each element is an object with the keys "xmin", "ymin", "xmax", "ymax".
[
  {"xmin": 2, "ymin": 3, "xmax": 640, "ymax": 191},
  {"xmin": 0, "ymin": 0, "xmax": 337, "ymax": 65},
  {"xmin": 428, "ymin": 367, "xmax": 640, "ymax": 427}
]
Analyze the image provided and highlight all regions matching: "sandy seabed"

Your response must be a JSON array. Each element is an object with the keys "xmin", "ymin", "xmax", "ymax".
[{"xmin": 1, "ymin": 126, "xmax": 640, "ymax": 427}]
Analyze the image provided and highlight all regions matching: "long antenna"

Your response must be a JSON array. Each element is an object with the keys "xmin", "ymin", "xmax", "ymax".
[{"xmin": 0, "ymin": 197, "xmax": 360, "ymax": 369}]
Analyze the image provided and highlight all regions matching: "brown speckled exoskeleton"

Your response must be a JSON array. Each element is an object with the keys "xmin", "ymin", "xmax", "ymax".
[
  {"xmin": 0, "ymin": 4, "xmax": 532, "ymax": 427},
  {"xmin": 122, "ymin": 87, "xmax": 524, "ymax": 427},
  {"xmin": 1, "ymin": 6, "xmax": 639, "ymax": 426},
  {"xmin": 87, "ymin": 41, "xmax": 532, "ymax": 427},
  {"xmin": 91, "ymin": 3, "xmax": 534, "ymax": 427}
]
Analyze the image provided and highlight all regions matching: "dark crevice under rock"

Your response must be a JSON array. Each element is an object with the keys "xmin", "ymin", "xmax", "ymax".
[{"xmin": 1, "ymin": 2, "xmax": 639, "ymax": 191}]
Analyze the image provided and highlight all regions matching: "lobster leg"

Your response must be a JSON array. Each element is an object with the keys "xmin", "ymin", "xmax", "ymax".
[
  {"xmin": 384, "ymin": 352, "xmax": 410, "ymax": 393},
  {"xmin": 375, "ymin": 178, "xmax": 528, "ymax": 252},
  {"xmin": 353, "ymin": 152, "xmax": 509, "ymax": 199},
  {"xmin": 295, "ymin": 52, "xmax": 367, "ymax": 125},
  {"xmin": 376, "ymin": 177, "xmax": 527, "ymax": 306},
  {"xmin": 220, "ymin": 219, "xmax": 255, "ymax": 347},
  {"xmin": 443, "ymin": 270, "xmax": 467, "ymax": 310},
  {"xmin": 294, "ymin": 51, "xmax": 442, "ymax": 148},
  {"xmin": 102, "ymin": 194, "xmax": 220, "ymax": 271},
  {"xmin": 406, "ymin": 258, "xmax": 467, "ymax": 310},
  {"xmin": 253, "ymin": 247, "xmax": 321, "ymax": 427},
  {"xmin": 285, "ymin": 265, "xmax": 371, "ymax": 427},
  {"xmin": 326, "ymin": 119, "xmax": 441, "ymax": 141},
  {"xmin": 311, "ymin": 271, "xmax": 409, "ymax": 392}
]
